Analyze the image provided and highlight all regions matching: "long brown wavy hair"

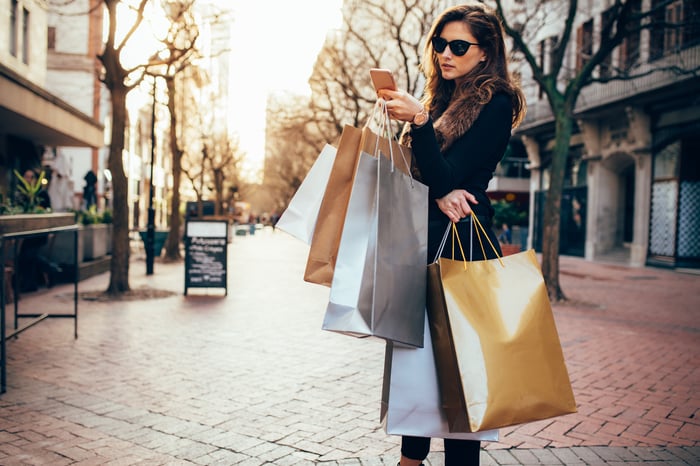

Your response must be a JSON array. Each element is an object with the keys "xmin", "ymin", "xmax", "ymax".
[{"xmin": 421, "ymin": 3, "xmax": 526, "ymax": 128}]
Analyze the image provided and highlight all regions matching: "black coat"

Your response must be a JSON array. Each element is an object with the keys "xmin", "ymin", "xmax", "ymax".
[{"xmin": 409, "ymin": 93, "xmax": 512, "ymax": 262}]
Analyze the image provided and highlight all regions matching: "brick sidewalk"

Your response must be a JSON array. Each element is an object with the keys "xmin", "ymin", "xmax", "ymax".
[{"xmin": 0, "ymin": 228, "xmax": 698, "ymax": 465}]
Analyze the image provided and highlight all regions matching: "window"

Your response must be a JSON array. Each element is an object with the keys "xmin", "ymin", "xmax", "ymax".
[
  {"xmin": 537, "ymin": 38, "xmax": 545, "ymax": 99},
  {"xmin": 682, "ymin": 0, "xmax": 700, "ymax": 48},
  {"xmin": 10, "ymin": 0, "xmax": 18, "ymax": 57},
  {"xmin": 620, "ymin": 0, "xmax": 642, "ymax": 71},
  {"xmin": 599, "ymin": 7, "xmax": 614, "ymax": 79},
  {"xmin": 665, "ymin": 1, "xmax": 683, "ymax": 51},
  {"xmin": 576, "ymin": 19, "xmax": 594, "ymax": 72},
  {"xmin": 537, "ymin": 36, "xmax": 557, "ymax": 99},
  {"xmin": 47, "ymin": 26, "xmax": 56, "ymax": 50},
  {"xmin": 650, "ymin": 0, "xmax": 700, "ymax": 61},
  {"xmin": 22, "ymin": 7, "xmax": 30, "ymax": 64}
]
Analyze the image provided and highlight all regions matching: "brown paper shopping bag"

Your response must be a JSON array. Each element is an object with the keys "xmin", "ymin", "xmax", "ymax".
[
  {"xmin": 303, "ymin": 124, "xmax": 363, "ymax": 286},
  {"xmin": 427, "ymin": 220, "xmax": 577, "ymax": 432},
  {"xmin": 303, "ymin": 112, "xmax": 412, "ymax": 287}
]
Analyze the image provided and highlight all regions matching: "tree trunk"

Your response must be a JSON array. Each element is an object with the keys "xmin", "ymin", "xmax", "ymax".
[
  {"xmin": 106, "ymin": 85, "xmax": 130, "ymax": 293},
  {"xmin": 541, "ymin": 107, "xmax": 574, "ymax": 303},
  {"xmin": 164, "ymin": 76, "xmax": 182, "ymax": 260}
]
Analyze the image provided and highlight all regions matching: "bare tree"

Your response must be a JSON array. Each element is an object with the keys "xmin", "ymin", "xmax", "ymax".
[
  {"xmin": 98, "ymin": 0, "xmax": 149, "ymax": 294},
  {"xmin": 181, "ymin": 118, "xmax": 244, "ymax": 219},
  {"xmin": 148, "ymin": 0, "xmax": 201, "ymax": 260},
  {"xmin": 264, "ymin": 0, "xmax": 437, "ymax": 211},
  {"xmin": 205, "ymin": 133, "xmax": 244, "ymax": 216},
  {"xmin": 489, "ymin": 0, "xmax": 700, "ymax": 301},
  {"xmin": 264, "ymin": 94, "xmax": 321, "ymax": 214}
]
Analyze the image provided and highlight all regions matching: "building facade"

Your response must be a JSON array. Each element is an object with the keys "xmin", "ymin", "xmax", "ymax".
[
  {"xmin": 513, "ymin": 0, "xmax": 700, "ymax": 269},
  {"xmin": 45, "ymin": 0, "xmax": 107, "ymax": 211},
  {"xmin": 0, "ymin": 0, "xmax": 103, "ymax": 208}
]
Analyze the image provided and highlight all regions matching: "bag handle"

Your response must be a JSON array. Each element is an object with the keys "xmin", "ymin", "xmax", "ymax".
[
  {"xmin": 367, "ymin": 99, "xmax": 414, "ymax": 185},
  {"xmin": 434, "ymin": 215, "xmax": 504, "ymax": 267}
]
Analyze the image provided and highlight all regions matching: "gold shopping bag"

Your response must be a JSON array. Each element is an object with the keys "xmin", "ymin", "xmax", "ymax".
[{"xmin": 427, "ymin": 220, "xmax": 577, "ymax": 432}]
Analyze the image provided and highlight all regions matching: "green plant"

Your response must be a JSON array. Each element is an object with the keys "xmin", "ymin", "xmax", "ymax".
[
  {"xmin": 100, "ymin": 208, "xmax": 113, "ymax": 224},
  {"xmin": 80, "ymin": 206, "xmax": 100, "ymax": 225},
  {"xmin": 491, "ymin": 199, "xmax": 527, "ymax": 228},
  {"xmin": 0, "ymin": 193, "xmax": 23, "ymax": 215},
  {"xmin": 77, "ymin": 206, "xmax": 113, "ymax": 225},
  {"xmin": 14, "ymin": 169, "xmax": 48, "ymax": 213}
]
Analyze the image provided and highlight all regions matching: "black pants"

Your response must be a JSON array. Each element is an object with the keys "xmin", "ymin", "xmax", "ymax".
[{"xmin": 401, "ymin": 436, "xmax": 480, "ymax": 465}]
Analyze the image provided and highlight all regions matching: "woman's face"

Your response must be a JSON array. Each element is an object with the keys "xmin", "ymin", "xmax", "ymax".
[{"xmin": 435, "ymin": 21, "xmax": 486, "ymax": 84}]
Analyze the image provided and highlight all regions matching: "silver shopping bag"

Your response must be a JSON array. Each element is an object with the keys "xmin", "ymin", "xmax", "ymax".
[
  {"xmin": 276, "ymin": 144, "xmax": 336, "ymax": 244},
  {"xmin": 322, "ymin": 150, "xmax": 378, "ymax": 336},
  {"xmin": 322, "ymin": 149, "xmax": 428, "ymax": 348},
  {"xmin": 380, "ymin": 312, "xmax": 499, "ymax": 441}
]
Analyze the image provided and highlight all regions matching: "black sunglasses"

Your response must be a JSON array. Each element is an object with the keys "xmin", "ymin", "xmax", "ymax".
[{"xmin": 431, "ymin": 37, "xmax": 479, "ymax": 56}]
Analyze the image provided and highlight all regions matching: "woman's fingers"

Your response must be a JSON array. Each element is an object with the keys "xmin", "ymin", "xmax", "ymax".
[{"xmin": 438, "ymin": 190, "xmax": 481, "ymax": 221}]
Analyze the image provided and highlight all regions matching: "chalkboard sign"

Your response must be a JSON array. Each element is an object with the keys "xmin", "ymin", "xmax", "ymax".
[{"xmin": 184, "ymin": 220, "xmax": 229, "ymax": 295}]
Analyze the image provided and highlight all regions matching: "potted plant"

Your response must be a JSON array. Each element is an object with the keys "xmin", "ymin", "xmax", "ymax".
[
  {"xmin": 0, "ymin": 171, "xmax": 74, "ymax": 235},
  {"xmin": 79, "ymin": 206, "xmax": 111, "ymax": 261},
  {"xmin": 13, "ymin": 169, "xmax": 50, "ymax": 213}
]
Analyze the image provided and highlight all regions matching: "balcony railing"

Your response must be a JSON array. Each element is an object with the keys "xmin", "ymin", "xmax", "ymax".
[{"xmin": 518, "ymin": 44, "xmax": 700, "ymax": 130}]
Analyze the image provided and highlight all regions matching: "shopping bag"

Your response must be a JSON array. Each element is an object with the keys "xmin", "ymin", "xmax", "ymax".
[
  {"xmin": 304, "ymin": 102, "xmax": 412, "ymax": 287},
  {"xmin": 321, "ymin": 150, "xmax": 378, "ymax": 335},
  {"xmin": 322, "ymin": 149, "xmax": 428, "ymax": 347},
  {"xmin": 275, "ymin": 144, "xmax": 336, "ymax": 244},
  {"xmin": 380, "ymin": 311, "xmax": 499, "ymax": 441},
  {"xmin": 303, "ymin": 125, "xmax": 363, "ymax": 286},
  {"xmin": 321, "ymin": 99, "xmax": 427, "ymax": 347},
  {"xmin": 427, "ymin": 220, "xmax": 577, "ymax": 432}
]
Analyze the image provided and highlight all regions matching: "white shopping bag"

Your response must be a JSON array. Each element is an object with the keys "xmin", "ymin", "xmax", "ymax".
[
  {"xmin": 380, "ymin": 312, "xmax": 499, "ymax": 441},
  {"xmin": 276, "ymin": 144, "xmax": 336, "ymax": 244}
]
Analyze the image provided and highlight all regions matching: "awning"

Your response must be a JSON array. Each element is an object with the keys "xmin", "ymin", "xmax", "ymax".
[{"xmin": 0, "ymin": 63, "xmax": 104, "ymax": 148}]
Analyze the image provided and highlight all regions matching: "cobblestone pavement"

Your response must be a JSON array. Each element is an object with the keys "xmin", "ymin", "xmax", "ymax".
[{"xmin": 1, "ymin": 228, "xmax": 698, "ymax": 465}]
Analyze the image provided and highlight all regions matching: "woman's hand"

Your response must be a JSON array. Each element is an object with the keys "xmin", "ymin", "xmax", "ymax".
[
  {"xmin": 376, "ymin": 89, "xmax": 424, "ymax": 123},
  {"xmin": 436, "ymin": 189, "xmax": 478, "ymax": 223}
]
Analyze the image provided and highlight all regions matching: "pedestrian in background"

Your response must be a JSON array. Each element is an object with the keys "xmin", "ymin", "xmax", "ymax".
[
  {"xmin": 378, "ymin": 3, "xmax": 526, "ymax": 465},
  {"xmin": 498, "ymin": 222, "xmax": 512, "ymax": 244}
]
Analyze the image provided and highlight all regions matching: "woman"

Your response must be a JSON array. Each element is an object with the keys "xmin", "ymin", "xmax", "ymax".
[{"xmin": 378, "ymin": 3, "xmax": 525, "ymax": 465}]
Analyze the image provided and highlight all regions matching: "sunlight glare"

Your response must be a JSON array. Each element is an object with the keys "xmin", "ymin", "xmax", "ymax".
[{"xmin": 227, "ymin": 0, "xmax": 343, "ymax": 182}]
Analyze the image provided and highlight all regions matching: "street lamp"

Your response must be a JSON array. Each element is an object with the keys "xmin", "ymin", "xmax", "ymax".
[{"xmin": 146, "ymin": 75, "xmax": 157, "ymax": 275}]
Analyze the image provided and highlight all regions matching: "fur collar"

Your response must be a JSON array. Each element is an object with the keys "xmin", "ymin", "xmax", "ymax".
[{"xmin": 401, "ymin": 91, "xmax": 488, "ymax": 152}]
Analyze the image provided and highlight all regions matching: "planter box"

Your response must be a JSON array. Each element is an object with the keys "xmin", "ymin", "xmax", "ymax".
[
  {"xmin": 49, "ymin": 229, "xmax": 83, "ymax": 265},
  {"xmin": 82, "ymin": 224, "xmax": 111, "ymax": 261},
  {"xmin": 1, "ymin": 212, "xmax": 79, "ymax": 263},
  {"xmin": 0, "ymin": 213, "xmax": 75, "ymax": 235},
  {"xmin": 48, "ymin": 224, "xmax": 112, "ymax": 264}
]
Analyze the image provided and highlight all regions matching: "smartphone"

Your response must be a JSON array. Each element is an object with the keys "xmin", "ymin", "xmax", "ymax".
[{"xmin": 370, "ymin": 68, "xmax": 397, "ymax": 91}]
